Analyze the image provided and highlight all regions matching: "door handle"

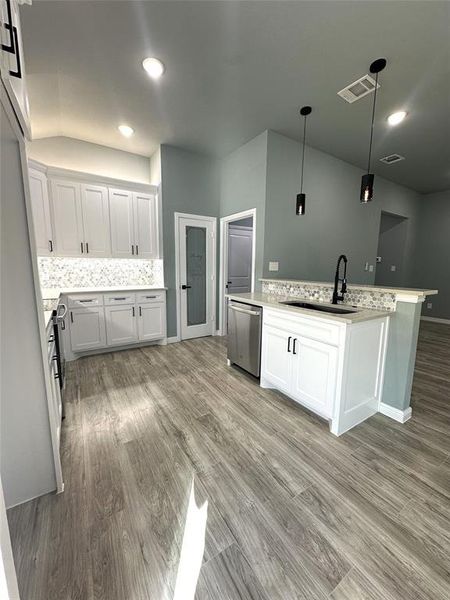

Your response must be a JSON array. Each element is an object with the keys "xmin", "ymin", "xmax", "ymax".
[
  {"xmin": 287, "ymin": 336, "xmax": 292, "ymax": 353},
  {"xmin": 292, "ymin": 338, "xmax": 297, "ymax": 355},
  {"xmin": 181, "ymin": 285, "xmax": 192, "ymax": 290}
]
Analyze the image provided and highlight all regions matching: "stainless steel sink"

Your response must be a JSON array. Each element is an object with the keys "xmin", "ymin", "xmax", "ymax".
[{"xmin": 279, "ymin": 300, "xmax": 356, "ymax": 315}]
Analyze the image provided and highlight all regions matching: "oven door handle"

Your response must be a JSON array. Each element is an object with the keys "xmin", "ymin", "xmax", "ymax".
[{"xmin": 229, "ymin": 305, "xmax": 260, "ymax": 316}]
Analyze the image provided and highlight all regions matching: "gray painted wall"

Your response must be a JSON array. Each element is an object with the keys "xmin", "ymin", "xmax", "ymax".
[
  {"xmin": 264, "ymin": 130, "xmax": 422, "ymax": 287},
  {"xmin": 1, "ymin": 103, "xmax": 56, "ymax": 507},
  {"xmin": 375, "ymin": 213, "xmax": 409, "ymax": 287},
  {"xmin": 160, "ymin": 145, "xmax": 219, "ymax": 338},
  {"xmin": 412, "ymin": 190, "xmax": 450, "ymax": 320},
  {"xmin": 219, "ymin": 131, "xmax": 267, "ymax": 290}
]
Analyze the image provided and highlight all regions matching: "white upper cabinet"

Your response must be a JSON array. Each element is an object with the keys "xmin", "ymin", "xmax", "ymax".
[
  {"xmin": 133, "ymin": 192, "xmax": 158, "ymax": 259},
  {"xmin": 81, "ymin": 184, "xmax": 110, "ymax": 257},
  {"xmin": 50, "ymin": 179, "xmax": 84, "ymax": 256},
  {"xmin": 109, "ymin": 188, "xmax": 134, "ymax": 258},
  {"xmin": 29, "ymin": 168, "xmax": 54, "ymax": 256},
  {"xmin": 40, "ymin": 169, "xmax": 159, "ymax": 259}
]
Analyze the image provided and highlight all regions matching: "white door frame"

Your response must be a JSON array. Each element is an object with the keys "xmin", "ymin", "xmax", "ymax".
[
  {"xmin": 219, "ymin": 208, "xmax": 256, "ymax": 335},
  {"xmin": 174, "ymin": 213, "xmax": 217, "ymax": 341}
]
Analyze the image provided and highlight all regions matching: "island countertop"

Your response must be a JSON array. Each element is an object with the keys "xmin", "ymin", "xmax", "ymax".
[{"xmin": 226, "ymin": 292, "xmax": 390, "ymax": 324}]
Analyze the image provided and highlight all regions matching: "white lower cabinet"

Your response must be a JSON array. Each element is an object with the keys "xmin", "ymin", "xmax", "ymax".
[
  {"xmin": 260, "ymin": 308, "xmax": 389, "ymax": 436},
  {"xmin": 105, "ymin": 305, "xmax": 138, "ymax": 346},
  {"xmin": 69, "ymin": 307, "xmax": 106, "ymax": 351},
  {"xmin": 67, "ymin": 289, "xmax": 166, "ymax": 355},
  {"xmin": 138, "ymin": 302, "xmax": 166, "ymax": 341}
]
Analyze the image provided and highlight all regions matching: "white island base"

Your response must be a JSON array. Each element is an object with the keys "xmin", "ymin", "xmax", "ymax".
[{"xmin": 259, "ymin": 307, "xmax": 389, "ymax": 436}]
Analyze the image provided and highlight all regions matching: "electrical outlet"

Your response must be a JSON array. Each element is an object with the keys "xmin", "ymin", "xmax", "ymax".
[
  {"xmin": 427, "ymin": 302, "xmax": 432, "ymax": 309},
  {"xmin": 390, "ymin": 265, "xmax": 396, "ymax": 272},
  {"xmin": 269, "ymin": 261, "xmax": 279, "ymax": 272},
  {"xmin": 368, "ymin": 265, "xmax": 374, "ymax": 272},
  {"xmin": 364, "ymin": 262, "xmax": 369, "ymax": 271}
]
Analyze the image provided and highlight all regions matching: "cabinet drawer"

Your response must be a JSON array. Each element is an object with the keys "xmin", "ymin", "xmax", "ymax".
[
  {"xmin": 68, "ymin": 294, "xmax": 103, "ymax": 308},
  {"xmin": 104, "ymin": 292, "xmax": 136, "ymax": 306},
  {"xmin": 263, "ymin": 308, "xmax": 342, "ymax": 346},
  {"xmin": 136, "ymin": 291, "xmax": 165, "ymax": 304}
]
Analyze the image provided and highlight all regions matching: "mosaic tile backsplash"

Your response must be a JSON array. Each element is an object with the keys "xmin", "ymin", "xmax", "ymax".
[
  {"xmin": 38, "ymin": 257, "xmax": 164, "ymax": 289},
  {"xmin": 261, "ymin": 279, "xmax": 397, "ymax": 311}
]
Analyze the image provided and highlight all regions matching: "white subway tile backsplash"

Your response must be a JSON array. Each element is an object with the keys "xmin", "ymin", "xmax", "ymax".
[{"xmin": 38, "ymin": 257, "xmax": 164, "ymax": 289}]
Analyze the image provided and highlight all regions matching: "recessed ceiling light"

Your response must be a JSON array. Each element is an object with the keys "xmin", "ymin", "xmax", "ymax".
[
  {"xmin": 118, "ymin": 124, "xmax": 134, "ymax": 138},
  {"xmin": 387, "ymin": 111, "xmax": 407, "ymax": 126},
  {"xmin": 142, "ymin": 57, "xmax": 165, "ymax": 79}
]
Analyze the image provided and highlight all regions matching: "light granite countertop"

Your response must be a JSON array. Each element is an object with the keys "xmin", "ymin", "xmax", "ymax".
[
  {"xmin": 41, "ymin": 285, "xmax": 167, "ymax": 300},
  {"xmin": 226, "ymin": 292, "xmax": 391, "ymax": 324}
]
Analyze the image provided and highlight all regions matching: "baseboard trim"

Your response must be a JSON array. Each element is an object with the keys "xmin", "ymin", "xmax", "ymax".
[
  {"xmin": 379, "ymin": 403, "xmax": 412, "ymax": 423},
  {"xmin": 421, "ymin": 316, "xmax": 450, "ymax": 325}
]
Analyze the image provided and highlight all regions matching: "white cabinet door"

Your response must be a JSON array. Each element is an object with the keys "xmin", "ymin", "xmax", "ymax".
[
  {"xmin": 290, "ymin": 336, "xmax": 338, "ymax": 418},
  {"xmin": 29, "ymin": 168, "xmax": 53, "ymax": 255},
  {"xmin": 261, "ymin": 324, "xmax": 292, "ymax": 394},
  {"xmin": 50, "ymin": 179, "xmax": 84, "ymax": 256},
  {"xmin": 138, "ymin": 303, "xmax": 166, "ymax": 341},
  {"xmin": 133, "ymin": 192, "xmax": 158, "ymax": 259},
  {"xmin": 69, "ymin": 307, "xmax": 106, "ymax": 352},
  {"xmin": 105, "ymin": 305, "xmax": 138, "ymax": 346},
  {"xmin": 109, "ymin": 188, "xmax": 134, "ymax": 258},
  {"xmin": 81, "ymin": 184, "xmax": 111, "ymax": 257}
]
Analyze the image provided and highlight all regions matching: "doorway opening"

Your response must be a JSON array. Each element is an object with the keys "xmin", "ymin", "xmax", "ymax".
[
  {"xmin": 375, "ymin": 211, "xmax": 408, "ymax": 287},
  {"xmin": 219, "ymin": 209, "xmax": 256, "ymax": 335},
  {"xmin": 175, "ymin": 213, "xmax": 217, "ymax": 341}
]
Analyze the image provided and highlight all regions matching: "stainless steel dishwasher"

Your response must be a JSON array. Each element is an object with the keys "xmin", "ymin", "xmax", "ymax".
[{"xmin": 227, "ymin": 300, "xmax": 262, "ymax": 377}]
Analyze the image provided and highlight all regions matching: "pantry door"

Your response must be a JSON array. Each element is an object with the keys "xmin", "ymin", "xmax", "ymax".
[{"xmin": 175, "ymin": 214, "xmax": 216, "ymax": 340}]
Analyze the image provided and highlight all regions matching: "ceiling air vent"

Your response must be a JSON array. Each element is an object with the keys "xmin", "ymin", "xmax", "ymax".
[
  {"xmin": 337, "ymin": 74, "xmax": 380, "ymax": 103},
  {"xmin": 380, "ymin": 153, "xmax": 405, "ymax": 165}
]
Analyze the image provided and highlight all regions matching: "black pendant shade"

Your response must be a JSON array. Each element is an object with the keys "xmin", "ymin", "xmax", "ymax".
[
  {"xmin": 296, "ymin": 193, "xmax": 306, "ymax": 215},
  {"xmin": 360, "ymin": 58, "xmax": 386, "ymax": 203},
  {"xmin": 297, "ymin": 105, "xmax": 312, "ymax": 215}
]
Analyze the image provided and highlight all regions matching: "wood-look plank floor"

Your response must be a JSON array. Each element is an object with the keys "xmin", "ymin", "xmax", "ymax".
[{"xmin": 7, "ymin": 321, "xmax": 450, "ymax": 600}]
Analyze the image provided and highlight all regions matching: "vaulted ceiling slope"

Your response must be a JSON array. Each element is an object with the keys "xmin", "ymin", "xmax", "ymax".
[{"xmin": 21, "ymin": 1, "xmax": 450, "ymax": 193}]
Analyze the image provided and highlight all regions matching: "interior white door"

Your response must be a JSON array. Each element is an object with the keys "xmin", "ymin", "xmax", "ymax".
[
  {"xmin": 178, "ymin": 216, "xmax": 215, "ymax": 340},
  {"xmin": 138, "ymin": 303, "xmax": 166, "ymax": 341},
  {"xmin": 261, "ymin": 324, "xmax": 292, "ymax": 394},
  {"xmin": 290, "ymin": 336, "xmax": 338, "ymax": 418},
  {"xmin": 81, "ymin": 184, "xmax": 111, "ymax": 257},
  {"xmin": 109, "ymin": 188, "xmax": 134, "ymax": 258},
  {"xmin": 29, "ymin": 168, "xmax": 54, "ymax": 255},
  {"xmin": 227, "ymin": 225, "xmax": 253, "ymax": 294},
  {"xmin": 133, "ymin": 192, "xmax": 158, "ymax": 259},
  {"xmin": 50, "ymin": 179, "xmax": 84, "ymax": 256},
  {"xmin": 105, "ymin": 305, "xmax": 138, "ymax": 346}
]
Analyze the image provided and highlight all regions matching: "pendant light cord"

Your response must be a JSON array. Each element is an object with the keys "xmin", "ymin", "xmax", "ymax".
[
  {"xmin": 367, "ymin": 71, "xmax": 379, "ymax": 174},
  {"xmin": 300, "ymin": 115, "xmax": 307, "ymax": 194}
]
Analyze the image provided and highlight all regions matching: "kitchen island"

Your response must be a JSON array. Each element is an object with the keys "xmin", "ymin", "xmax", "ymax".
[{"xmin": 227, "ymin": 279, "xmax": 437, "ymax": 435}]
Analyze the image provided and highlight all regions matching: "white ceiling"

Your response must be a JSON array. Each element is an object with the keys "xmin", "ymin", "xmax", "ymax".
[{"xmin": 21, "ymin": 1, "xmax": 450, "ymax": 193}]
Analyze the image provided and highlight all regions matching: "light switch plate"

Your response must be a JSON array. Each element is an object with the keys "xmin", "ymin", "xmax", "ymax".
[
  {"xmin": 368, "ymin": 265, "xmax": 374, "ymax": 272},
  {"xmin": 427, "ymin": 302, "xmax": 432, "ymax": 309},
  {"xmin": 269, "ymin": 261, "xmax": 279, "ymax": 272}
]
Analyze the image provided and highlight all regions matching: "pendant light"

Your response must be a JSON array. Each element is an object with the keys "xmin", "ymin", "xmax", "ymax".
[
  {"xmin": 360, "ymin": 58, "xmax": 386, "ymax": 203},
  {"xmin": 296, "ymin": 105, "xmax": 312, "ymax": 215}
]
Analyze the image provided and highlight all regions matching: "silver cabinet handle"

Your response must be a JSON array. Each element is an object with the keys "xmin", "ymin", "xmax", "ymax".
[{"xmin": 229, "ymin": 305, "xmax": 260, "ymax": 316}]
